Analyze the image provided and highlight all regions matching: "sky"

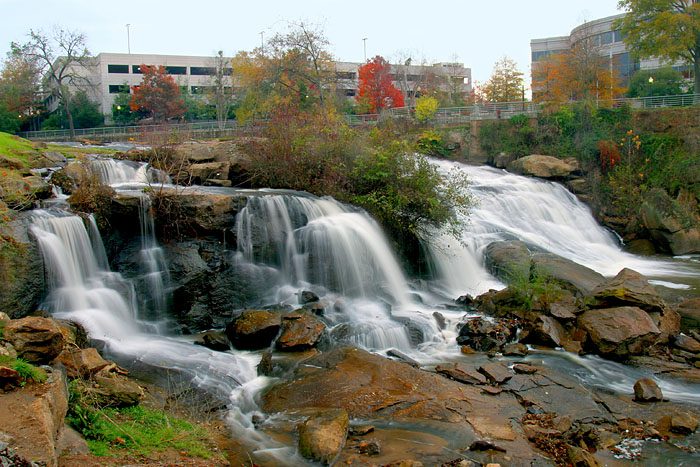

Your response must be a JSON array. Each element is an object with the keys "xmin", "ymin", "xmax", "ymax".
[{"xmin": 0, "ymin": 0, "xmax": 623, "ymax": 87}]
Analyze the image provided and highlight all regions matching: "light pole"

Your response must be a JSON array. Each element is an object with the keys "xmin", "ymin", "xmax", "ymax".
[
  {"xmin": 362, "ymin": 38, "xmax": 367, "ymax": 62},
  {"xmin": 126, "ymin": 24, "xmax": 131, "ymax": 54},
  {"xmin": 260, "ymin": 31, "xmax": 264, "ymax": 53}
]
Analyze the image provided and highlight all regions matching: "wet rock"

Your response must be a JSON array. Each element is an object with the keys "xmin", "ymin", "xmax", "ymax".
[
  {"xmin": 257, "ymin": 349, "xmax": 274, "ymax": 376},
  {"xmin": 522, "ymin": 424, "xmax": 561, "ymax": 441},
  {"xmin": 507, "ymin": 154, "xmax": 576, "ymax": 179},
  {"xmin": 188, "ymin": 161, "xmax": 230, "ymax": 184},
  {"xmin": 456, "ymin": 294, "xmax": 474, "ymax": 307},
  {"xmin": 0, "ymin": 218, "xmax": 45, "ymax": 319},
  {"xmin": 493, "ymin": 152, "xmax": 515, "ymax": 168},
  {"xmin": 588, "ymin": 268, "xmax": 667, "ymax": 314},
  {"xmin": 531, "ymin": 252, "xmax": 604, "ymax": 296},
  {"xmin": 670, "ymin": 412, "xmax": 698, "ymax": 434},
  {"xmin": 225, "ymin": 310, "xmax": 282, "ymax": 350},
  {"xmin": 300, "ymin": 290, "xmax": 320, "ymax": 304},
  {"xmin": 193, "ymin": 329, "xmax": 230, "ymax": 351},
  {"xmin": 549, "ymin": 296, "xmax": 578, "ymax": 319},
  {"xmin": 578, "ymin": 307, "xmax": 660, "ymax": 359},
  {"xmin": 436, "ymin": 363, "xmax": 488, "ymax": 385},
  {"xmin": 387, "ymin": 349, "xmax": 420, "ymax": 367},
  {"xmin": 503, "ymin": 343, "xmax": 528, "ymax": 357},
  {"xmin": 675, "ymin": 298, "xmax": 700, "ymax": 331},
  {"xmin": 55, "ymin": 348, "xmax": 110, "ymax": 379},
  {"xmin": 349, "ymin": 425, "xmax": 374, "ymax": 436},
  {"xmin": 432, "ymin": 311, "xmax": 446, "ymax": 330},
  {"xmin": 53, "ymin": 319, "xmax": 89, "ymax": 349},
  {"xmin": 297, "ymin": 409, "xmax": 349, "ymax": 465},
  {"xmin": 625, "ymin": 239, "xmax": 657, "ymax": 255},
  {"xmin": 484, "ymin": 240, "xmax": 531, "ymax": 282},
  {"xmin": 469, "ymin": 440, "xmax": 506, "ymax": 452},
  {"xmin": 674, "ymin": 334, "xmax": 700, "ymax": 353},
  {"xmin": 358, "ymin": 438, "xmax": 381, "ymax": 455},
  {"xmin": 512, "ymin": 364, "xmax": 538, "ymax": 375},
  {"xmin": 3, "ymin": 317, "xmax": 64, "ymax": 364},
  {"xmin": 478, "ymin": 362, "xmax": 512, "ymax": 385},
  {"xmin": 276, "ymin": 311, "xmax": 325, "ymax": 352},
  {"xmin": 303, "ymin": 301, "xmax": 327, "ymax": 316},
  {"xmin": 520, "ymin": 315, "xmax": 566, "ymax": 348},
  {"xmin": 457, "ymin": 317, "xmax": 516, "ymax": 352},
  {"xmin": 633, "ymin": 378, "xmax": 663, "ymax": 402}
]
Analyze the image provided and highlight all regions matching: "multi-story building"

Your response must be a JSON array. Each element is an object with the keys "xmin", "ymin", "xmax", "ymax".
[
  {"xmin": 53, "ymin": 52, "xmax": 472, "ymax": 122},
  {"xmin": 531, "ymin": 13, "xmax": 690, "ymax": 95}
]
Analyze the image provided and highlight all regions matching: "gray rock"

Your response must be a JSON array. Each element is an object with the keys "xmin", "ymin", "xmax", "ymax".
[
  {"xmin": 531, "ymin": 252, "xmax": 604, "ymax": 296},
  {"xmin": 484, "ymin": 240, "xmax": 531, "ymax": 282}
]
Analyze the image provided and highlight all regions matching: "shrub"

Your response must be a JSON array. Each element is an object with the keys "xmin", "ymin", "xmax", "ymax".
[
  {"xmin": 67, "ymin": 162, "xmax": 116, "ymax": 230},
  {"xmin": 416, "ymin": 130, "xmax": 451, "ymax": 158}
]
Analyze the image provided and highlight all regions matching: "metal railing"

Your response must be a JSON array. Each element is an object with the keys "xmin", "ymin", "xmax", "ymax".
[{"xmin": 19, "ymin": 93, "xmax": 700, "ymax": 141}]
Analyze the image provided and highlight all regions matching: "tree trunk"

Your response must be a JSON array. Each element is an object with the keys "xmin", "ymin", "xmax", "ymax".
[
  {"xmin": 694, "ymin": 40, "xmax": 700, "ymax": 104},
  {"xmin": 63, "ymin": 92, "xmax": 76, "ymax": 140}
]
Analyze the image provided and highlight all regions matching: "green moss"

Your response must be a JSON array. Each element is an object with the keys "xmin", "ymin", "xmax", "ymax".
[{"xmin": 66, "ymin": 381, "xmax": 214, "ymax": 459}]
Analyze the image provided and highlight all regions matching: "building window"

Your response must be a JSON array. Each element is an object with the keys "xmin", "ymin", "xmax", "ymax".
[
  {"xmin": 132, "ymin": 65, "xmax": 143, "ymax": 74},
  {"xmin": 165, "ymin": 66, "xmax": 187, "ymax": 75},
  {"xmin": 108, "ymin": 84, "xmax": 130, "ymax": 94},
  {"xmin": 532, "ymin": 51, "xmax": 551, "ymax": 62},
  {"xmin": 345, "ymin": 89, "xmax": 355, "ymax": 96},
  {"xmin": 191, "ymin": 67, "xmax": 216, "ymax": 76},
  {"xmin": 600, "ymin": 31, "xmax": 613, "ymax": 46},
  {"xmin": 336, "ymin": 71, "xmax": 356, "ymax": 80},
  {"xmin": 108, "ymin": 64, "xmax": 129, "ymax": 74}
]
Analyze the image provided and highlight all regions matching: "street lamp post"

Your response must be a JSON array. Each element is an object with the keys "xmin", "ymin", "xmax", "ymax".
[
  {"xmin": 362, "ymin": 38, "xmax": 367, "ymax": 62},
  {"xmin": 126, "ymin": 24, "xmax": 131, "ymax": 54}
]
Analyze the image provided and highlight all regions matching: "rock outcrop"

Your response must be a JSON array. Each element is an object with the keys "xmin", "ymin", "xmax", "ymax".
[
  {"xmin": 297, "ymin": 409, "xmax": 349, "ymax": 465},
  {"xmin": 3, "ymin": 317, "xmax": 65, "ymax": 364},
  {"xmin": 225, "ymin": 310, "xmax": 282, "ymax": 350},
  {"xmin": 507, "ymin": 155, "xmax": 576, "ymax": 179}
]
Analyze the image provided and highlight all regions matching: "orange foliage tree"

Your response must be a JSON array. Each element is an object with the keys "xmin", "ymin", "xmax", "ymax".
[
  {"xmin": 532, "ymin": 39, "xmax": 626, "ymax": 103},
  {"xmin": 130, "ymin": 65, "xmax": 186, "ymax": 121},
  {"xmin": 355, "ymin": 56, "xmax": 404, "ymax": 113}
]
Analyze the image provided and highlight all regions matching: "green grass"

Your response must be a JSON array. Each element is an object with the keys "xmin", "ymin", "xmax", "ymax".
[
  {"xmin": 0, "ymin": 132, "xmax": 35, "ymax": 165},
  {"xmin": 67, "ymin": 381, "xmax": 214, "ymax": 459},
  {"xmin": 0, "ymin": 355, "xmax": 47, "ymax": 385}
]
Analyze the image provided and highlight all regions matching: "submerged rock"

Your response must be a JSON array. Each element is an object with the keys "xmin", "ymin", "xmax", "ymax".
[{"xmin": 297, "ymin": 409, "xmax": 349, "ymax": 465}]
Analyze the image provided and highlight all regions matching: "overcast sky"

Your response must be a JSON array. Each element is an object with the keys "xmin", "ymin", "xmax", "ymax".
[{"xmin": 1, "ymin": 0, "xmax": 622, "ymax": 86}]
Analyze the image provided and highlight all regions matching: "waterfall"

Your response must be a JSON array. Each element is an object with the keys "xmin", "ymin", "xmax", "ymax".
[
  {"xmin": 89, "ymin": 157, "xmax": 171, "ymax": 187},
  {"xmin": 425, "ymin": 160, "xmax": 694, "ymax": 298}
]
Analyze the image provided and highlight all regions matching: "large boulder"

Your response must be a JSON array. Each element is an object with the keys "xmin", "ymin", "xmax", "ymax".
[
  {"xmin": 507, "ymin": 155, "xmax": 576, "ymax": 179},
  {"xmin": 81, "ymin": 373, "xmax": 145, "ymax": 407},
  {"xmin": 588, "ymin": 268, "xmax": 667, "ymax": 314},
  {"xmin": 225, "ymin": 310, "xmax": 282, "ymax": 350},
  {"xmin": 484, "ymin": 240, "xmax": 531, "ymax": 282},
  {"xmin": 187, "ymin": 161, "xmax": 230, "ymax": 185},
  {"xmin": 578, "ymin": 307, "xmax": 660, "ymax": 359},
  {"xmin": 297, "ymin": 409, "xmax": 349, "ymax": 465},
  {"xmin": 531, "ymin": 252, "xmax": 605, "ymax": 296},
  {"xmin": 55, "ymin": 348, "xmax": 110, "ymax": 379},
  {"xmin": 155, "ymin": 191, "xmax": 247, "ymax": 234},
  {"xmin": 3, "ymin": 317, "xmax": 65, "ymax": 364},
  {"xmin": 641, "ymin": 188, "xmax": 700, "ymax": 255},
  {"xmin": 520, "ymin": 315, "xmax": 567, "ymax": 348},
  {"xmin": 275, "ymin": 311, "xmax": 326, "ymax": 351},
  {"xmin": 0, "ymin": 217, "xmax": 46, "ymax": 318},
  {"xmin": 456, "ymin": 317, "xmax": 517, "ymax": 351}
]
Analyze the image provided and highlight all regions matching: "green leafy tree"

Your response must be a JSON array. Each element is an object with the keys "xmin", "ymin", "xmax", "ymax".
[
  {"xmin": 111, "ymin": 86, "xmax": 136, "ymax": 125},
  {"xmin": 616, "ymin": 0, "xmax": 700, "ymax": 96},
  {"xmin": 40, "ymin": 90, "xmax": 102, "ymax": 129},
  {"xmin": 0, "ymin": 48, "xmax": 42, "ymax": 128},
  {"xmin": 627, "ymin": 67, "xmax": 686, "ymax": 97}
]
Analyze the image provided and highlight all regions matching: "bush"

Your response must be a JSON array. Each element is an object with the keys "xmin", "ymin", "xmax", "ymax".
[
  {"xmin": 416, "ymin": 130, "xmax": 451, "ymax": 158},
  {"xmin": 67, "ymin": 162, "xmax": 116, "ymax": 230}
]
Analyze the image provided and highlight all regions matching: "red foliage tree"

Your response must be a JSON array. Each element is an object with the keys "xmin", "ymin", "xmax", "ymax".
[
  {"xmin": 130, "ymin": 65, "xmax": 186, "ymax": 121},
  {"xmin": 355, "ymin": 56, "xmax": 404, "ymax": 113}
]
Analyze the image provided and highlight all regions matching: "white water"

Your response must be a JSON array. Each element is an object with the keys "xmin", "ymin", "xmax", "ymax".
[{"xmin": 426, "ymin": 160, "xmax": 697, "ymax": 298}]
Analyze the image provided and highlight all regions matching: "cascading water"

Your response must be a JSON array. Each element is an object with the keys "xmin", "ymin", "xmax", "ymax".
[{"xmin": 426, "ymin": 160, "xmax": 698, "ymax": 298}]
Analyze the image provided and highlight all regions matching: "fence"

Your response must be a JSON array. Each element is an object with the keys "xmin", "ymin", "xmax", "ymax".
[{"xmin": 19, "ymin": 94, "xmax": 700, "ymax": 142}]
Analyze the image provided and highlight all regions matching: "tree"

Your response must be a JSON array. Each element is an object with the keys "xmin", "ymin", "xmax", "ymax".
[
  {"xmin": 232, "ymin": 23, "xmax": 335, "ymax": 122},
  {"xmin": 356, "ymin": 56, "xmax": 405, "ymax": 113},
  {"xmin": 414, "ymin": 95, "xmax": 439, "ymax": 123},
  {"xmin": 615, "ymin": 0, "xmax": 700, "ymax": 97},
  {"xmin": 207, "ymin": 51, "xmax": 235, "ymax": 129},
  {"xmin": 40, "ymin": 89, "xmax": 102, "ymax": 129},
  {"xmin": 0, "ymin": 48, "xmax": 42, "ymax": 124},
  {"xmin": 627, "ymin": 67, "xmax": 685, "ymax": 97},
  {"xmin": 532, "ymin": 37, "xmax": 626, "ymax": 103},
  {"xmin": 14, "ymin": 27, "xmax": 93, "ymax": 138},
  {"xmin": 130, "ymin": 65, "xmax": 186, "ymax": 121},
  {"xmin": 111, "ymin": 85, "xmax": 137, "ymax": 125},
  {"xmin": 481, "ymin": 57, "xmax": 524, "ymax": 102}
]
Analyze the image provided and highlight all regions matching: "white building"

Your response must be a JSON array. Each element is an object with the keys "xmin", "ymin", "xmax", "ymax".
[{"xmin": 55, "ymin": 53, "xmax": 472, "ymax": 122}]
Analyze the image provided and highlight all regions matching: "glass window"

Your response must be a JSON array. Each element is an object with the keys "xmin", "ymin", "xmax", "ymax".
[
  {"xmin": 108, "ymin": 84, "xmax": 130, "ymax": 94},
  {"xmin": 108, "ymin": 64, "xmax": 129, "ymax": 74},
  {"xmin": 132, "ymin": 65, "xmax": 143, "ymax": 74},
  {"xmin": 165, "ymin": 66, "xmax": 187, "ymax": 75},
  {"xmin": 191, "ymin": 67, "xmax": 216, "ymax": 76},
  {"xmin": 600, "ymin": 32, "xmax": 613, "ymax": 46}
]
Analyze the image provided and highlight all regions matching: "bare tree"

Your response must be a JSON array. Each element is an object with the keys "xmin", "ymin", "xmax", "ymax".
[
  {"xmin": 392, "ymin": 50, "xmax": 430, "ymax": 107},
  {"xmin": 207, "ymin": 51, "xmax": 235, "ymax": 130},
  {"xmin": 15, "ymin": 27, "xmax": 93, "ymax": 138}
]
